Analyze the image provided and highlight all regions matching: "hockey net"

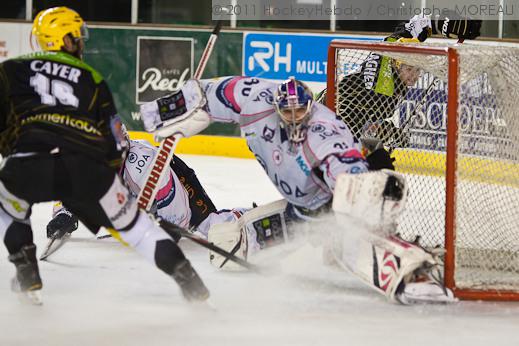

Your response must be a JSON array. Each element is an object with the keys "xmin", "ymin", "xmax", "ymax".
[{"xmin": 326, "ymin": 40, "xmax": 519, "ymax": 300}]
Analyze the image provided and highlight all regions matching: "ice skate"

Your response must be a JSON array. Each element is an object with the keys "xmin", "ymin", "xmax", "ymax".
[
  {"xmin": 171, "ymin": 259, "xmax": 210, "ymax": 302},
  {"xmin": 396, "ymin": 263, "xmax": 456, "ymax": 305},
  {"xmin": 9, "ymin": 244, "xmax": 43, "ymax": 305}
]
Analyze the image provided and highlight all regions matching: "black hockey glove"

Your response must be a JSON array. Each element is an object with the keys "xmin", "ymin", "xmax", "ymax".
[
  {"xmin": 366, "ymin": 148, "xmax": 395, "ymax": 171},
  {"xmin": 47, "ymin": 212, "xmax": 79, "ymax": 239},
  {"xmin": 432, "ymin": 11, "xmax": 482, "ymax": 40}
]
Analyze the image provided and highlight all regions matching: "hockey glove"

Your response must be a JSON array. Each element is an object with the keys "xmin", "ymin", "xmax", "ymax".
[
  {"xmin": 389, "ymin": 14, "xmax": 432, "ymax": 42},
  {"xmin": 366, "ymin": 148, "xmax": 395, "ymax": 171},
  {"xmin": 432, "ymin": 11, "xmax": 482, "ymax": 40},
  {"xmin": 140, "ymin": 79, "xmax": 210, "ymax": 140},
  {"xmin": 47, "ymin": 210, "xmax": 79, "ymax": 239}
]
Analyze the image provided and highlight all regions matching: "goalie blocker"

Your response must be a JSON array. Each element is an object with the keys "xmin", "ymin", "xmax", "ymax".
[{"xmin": 140, "ymin": 80, "xmax": 211, "ymax": 141}]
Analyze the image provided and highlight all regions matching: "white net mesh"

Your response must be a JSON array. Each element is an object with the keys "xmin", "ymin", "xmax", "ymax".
[{"xmin": 330, "ymin": 41, "xmax": 519, "ymax": 293}]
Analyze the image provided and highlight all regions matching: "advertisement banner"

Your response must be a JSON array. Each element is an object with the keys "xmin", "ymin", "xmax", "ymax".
[
  {"xmin": 243, "ymin": 32, "xmax": 380, "ymax": 83},
  {"xmin": 136, "ymin": 37, "xmax": 194, "ymax": 104},
  {"xmin": 84, "ymin": 26, "xmax": 243, "ymax": 134},
  {"xmin": 400, "ymin": 73, "xmax": 508, "ymax": 158}
]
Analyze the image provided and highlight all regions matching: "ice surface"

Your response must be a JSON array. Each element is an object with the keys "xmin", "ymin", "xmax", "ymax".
[{"xmin": 1, "ymin": 155, "xmax": 518, "ymax": 346}]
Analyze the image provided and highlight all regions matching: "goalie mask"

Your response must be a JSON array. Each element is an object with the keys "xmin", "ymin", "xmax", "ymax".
[{"xmin": 274, "ymin": 78, "xmax": 313, "ymax": 143}]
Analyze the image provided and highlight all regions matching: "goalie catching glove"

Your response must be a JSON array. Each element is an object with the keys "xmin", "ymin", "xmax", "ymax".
[{"xmin": 140, "ymin": 79, "xmax": 211, "ymax": 140}]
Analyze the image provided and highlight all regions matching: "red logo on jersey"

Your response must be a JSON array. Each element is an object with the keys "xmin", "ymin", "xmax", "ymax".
[
  {"xmin": 273, "ymin": 149, "xmax": 282, "ymax": 165},
  {"xmin": 117, "ymin": 192, "xmax": 126, "ymax": 204}
]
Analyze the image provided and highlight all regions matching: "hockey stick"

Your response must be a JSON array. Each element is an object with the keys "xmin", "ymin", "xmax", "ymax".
[
  {"xmin": 158, "ymin": 220, "xmax": 261, "ymax": 272},
  {"xmin": 137, "ymin": 21, "xmax": 223, "ymax": 212}
]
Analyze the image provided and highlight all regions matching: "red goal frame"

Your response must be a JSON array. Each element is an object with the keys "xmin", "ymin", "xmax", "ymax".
[{"xmin": 326, "ymin": 40, "xmax": 519, "ymax": 301}]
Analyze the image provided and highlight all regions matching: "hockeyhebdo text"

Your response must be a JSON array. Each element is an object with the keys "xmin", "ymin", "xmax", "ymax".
[{"xmin": 212, "ymin": 0, "xmax": 518, "ymax": 21}]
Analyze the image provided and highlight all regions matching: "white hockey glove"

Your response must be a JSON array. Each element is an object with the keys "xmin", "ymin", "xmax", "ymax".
[
  {"xmin": 332, "ymin": 170, "xmax": 408, "ymax": 231},
  {"xmin": 140, "ymin": 79, "xmax": 210, "ymax": 140},
  {"xmin": 404, "ymin": 14, "xmax": 432, "ymax": 41}
]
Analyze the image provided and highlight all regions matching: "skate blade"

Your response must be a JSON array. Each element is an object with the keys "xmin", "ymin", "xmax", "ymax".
[
  {"xmin": 398, "ymin": 282, "xmax": 458, "ymax": 305},
  {"xmin": 11, "ymin": 278, "xmax": 43, "ymax": 305},
  {"xmin": 190, "ymin": 297, "xmax": 217, "ymax": 312},
  {"xmin": 22, "ymin": 290, "xmax": 43, "ymax": 305},
  {"xmin": 40, "ymin": 233, "xmax": 71, "ymax": 260}
]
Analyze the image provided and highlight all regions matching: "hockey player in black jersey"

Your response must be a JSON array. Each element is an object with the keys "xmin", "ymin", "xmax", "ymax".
[
  {"xmin": 317, "ymin": 13, "xmax": 481, "ymax": 153},
  {"xmin": 0, "ymin": 7, "xmax": 208, "ymax": 304}
]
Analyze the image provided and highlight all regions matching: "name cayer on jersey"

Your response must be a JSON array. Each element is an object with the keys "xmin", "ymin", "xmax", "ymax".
[{"xmin": 0, "ymin": 51, "xmax": 122, "ymax": 167}]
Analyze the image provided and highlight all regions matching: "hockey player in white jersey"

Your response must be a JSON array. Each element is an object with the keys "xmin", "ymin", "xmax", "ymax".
[
  {"xmin": 47, "ymin": 137, "xmax": 244, "ymax": 243},
  {"xmin": 140, "ymin": 77, "xmax": 456, "ymax": 304}
]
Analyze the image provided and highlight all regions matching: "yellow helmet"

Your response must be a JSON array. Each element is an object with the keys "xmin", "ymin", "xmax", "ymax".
[{"xmin": 32, "ymin": 7, "xmax": 88, "ymax": 51}]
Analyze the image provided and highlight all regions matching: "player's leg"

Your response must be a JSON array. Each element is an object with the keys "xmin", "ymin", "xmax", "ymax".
[
  {"xmin": 0, "ymin": 152, "xmax": 58, "ymax": 303},
  {"xmin": 332, "ymin": 170, "xmax": 455, "ymax": 304},
  {"xmin": 170, "ymin": 154, "xmax": 217, "ymax": 228},
  {"xmin": 0, "ymin": 210, "xmax": 42, "ymax": 299},
  {"xmin": 59, "ymin": 153, "xmax": 209, "ymax": 301}
]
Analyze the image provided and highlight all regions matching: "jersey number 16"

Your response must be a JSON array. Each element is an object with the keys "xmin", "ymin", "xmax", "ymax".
[{"xmin": 30, "ymin": 73, "xmax": 79, "ymax": 108}]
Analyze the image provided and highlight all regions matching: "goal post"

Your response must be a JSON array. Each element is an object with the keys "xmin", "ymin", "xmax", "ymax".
[{"xmin": 326, "ymin": 39, "xmax": 519, "ymax": 301}]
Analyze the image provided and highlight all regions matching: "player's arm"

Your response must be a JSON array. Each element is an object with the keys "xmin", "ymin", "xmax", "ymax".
[
  {"xmin": 139, "ymin": 76, "xmax": 274, "ymax": 140},
  {"xmin": 388, "ymin": 11, "xmax": 481, "ymax": 43},
  {"xmin": 387, "ymin": 14, "xmax": 432, "ymax": 42},
  {"xmin": 199, "ymin": 76, "xmax": 273, "ymax": 123},
  {"xmin": 97, "ymin": 81, "xmax": 127, "ymax": 168}
]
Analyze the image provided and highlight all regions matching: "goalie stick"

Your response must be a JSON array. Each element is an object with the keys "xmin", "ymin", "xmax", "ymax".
[
  {"xmin": 137, "ymin": 21, "xmax": 223, "ymax": 212},
  {"xmin": 157, "ymin": 220, "xmax": 262, "ymax": 273}
]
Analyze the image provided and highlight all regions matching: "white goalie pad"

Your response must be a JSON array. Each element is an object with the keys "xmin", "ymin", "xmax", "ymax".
[
  {"xmin": 326, "ymin": 213, "xmax": 455, "ymax": 304},
  {"xmin": 332, "ymin": 169, "xmax": 408, "ymax": 230},
  {"xmin": 208, "ymin": 200, "xmax": 288, "ymax": 270},
  {"xmin": 140, "ymin": 79, "xmax": 210, "ymax": 140}
]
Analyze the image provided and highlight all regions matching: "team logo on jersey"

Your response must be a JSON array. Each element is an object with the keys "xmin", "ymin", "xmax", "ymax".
[
  {"xmin": 127, "ymin": 152, "xmax": 137, "ymax": 163},
  {"xmin": 272, "ymin": 149, "xmax": 282, "ymax": 165},
  {"xmin": 136, "ymin": 37, "xmax": 194, "ymax": 103},
  {"xmin": 215, "ymin": 77, "xmax": 244, "ymax": 113},
  {"xmin": 252, "ymin": 89, "xmax": 274, "ymax": 105},
  {"xmin": 310, "ymin": 123, "xmax": 325, "ymax": 133},
  {"xmin": 261, "ymin": 125, "xmax": 276, "ymax": 143},
  {"xmin": 116, "ymin": 192, "xmax": 126, "ymax": 205}
]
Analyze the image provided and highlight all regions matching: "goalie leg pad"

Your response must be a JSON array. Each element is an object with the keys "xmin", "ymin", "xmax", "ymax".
[
  {"xmin": 330, "ymin": 225, "xmax": 454, "ymax": 304},
  {"xmin": 208, "ymin": 200, "xmax": 288, "ymax": 270}
]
